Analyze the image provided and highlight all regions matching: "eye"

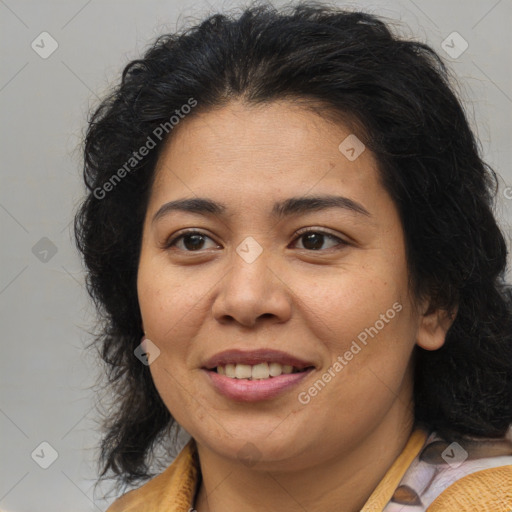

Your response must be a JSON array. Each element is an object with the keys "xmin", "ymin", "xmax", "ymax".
[
  {"xmin": 291, "ymin": 229, "xmax": 347, "ymax": 251},
  {"xmin": 163, "ymin": 228, "xmax": 347, "ymax": 253},
  {"xmin": 164, "ymin": 230, "xmax": 220, "ymax": 251}
]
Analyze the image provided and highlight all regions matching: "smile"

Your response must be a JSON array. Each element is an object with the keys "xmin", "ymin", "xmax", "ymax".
[
  {"xmin": 216, "ymin": 362, "xmax": 311, "ymax": 380},
  {"xmin": 203, "ymin": 366, "xmax": 314, "ymax": 402}
]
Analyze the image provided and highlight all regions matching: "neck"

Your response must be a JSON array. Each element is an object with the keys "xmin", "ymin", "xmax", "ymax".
[{"xmin": 194, "ymin": 398, "xmax": 415, "ymax": 512}]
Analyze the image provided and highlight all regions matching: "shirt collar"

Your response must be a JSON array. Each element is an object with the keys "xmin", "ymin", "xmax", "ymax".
[{"xmin": 107, "ymin": 427, "xmax": 429, "ymax": 511}]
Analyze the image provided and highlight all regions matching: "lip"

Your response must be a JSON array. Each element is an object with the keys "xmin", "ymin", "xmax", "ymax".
[
  {"xmin": 203, "ymin": 367, "xmax": 314, "ymax": 402},
  {"xmin": 202, "ymin": 349, "xmax": 316, "ymax": 370}
]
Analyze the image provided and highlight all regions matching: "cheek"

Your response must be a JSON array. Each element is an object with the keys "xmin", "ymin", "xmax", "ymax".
[
  {"xmin": 137, "ymin": 261, "xmax": 215, "ymax": 394},
  {"xmin": 137, "ymin": 260, "xmax": 204, "ymax": 337},
  {"xmin": 292, "ymin": 262, "xmax": 407, "ymax": 339},
  {"xmin": 294, "ymin": 266, "xmax": 417, "ymax": 403}
]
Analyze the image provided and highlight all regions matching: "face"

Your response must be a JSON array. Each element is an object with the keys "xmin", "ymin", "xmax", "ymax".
[{"xmin": 137, "ymin": 99, "xmax": 446, "ymax": 470}]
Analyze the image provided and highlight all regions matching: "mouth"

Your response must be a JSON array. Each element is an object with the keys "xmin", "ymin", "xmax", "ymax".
[
  {"xmin": 210, "ymin": 362, "xmax": 314, "ymax": 380},
  {"xmin": 201, "ymin": 349, "xmax": 316, "ymax": 401},
  {"xmin": 202, "ymin": 348, "xmax": 316, "ymax": 377}
]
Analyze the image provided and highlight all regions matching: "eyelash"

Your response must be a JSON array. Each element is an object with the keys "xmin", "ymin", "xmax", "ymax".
[{"xmin": 163, "ymin": 228, "xmax": 348, "ymax": 252}]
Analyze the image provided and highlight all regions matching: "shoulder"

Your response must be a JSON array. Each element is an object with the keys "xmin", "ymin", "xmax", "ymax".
[
  {"xmin": 385, "ymin": 429, "xmax": 512, "ymax": 512},
  {"xmin": 106, "ymin": 439, "xmax": 199, "ymax": 512},
  {"xmin": 427, "ymin": 464, "xmax": 512, "ymax": 511}
]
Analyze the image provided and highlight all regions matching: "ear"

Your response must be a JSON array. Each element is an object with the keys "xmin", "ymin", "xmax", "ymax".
[{"xmin": 416, "ymin": 302, "xmax": 458, "ymax": 351}]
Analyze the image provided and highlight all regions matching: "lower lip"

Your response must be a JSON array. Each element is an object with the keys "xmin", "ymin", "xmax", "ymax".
[{"xmin": 203, "ymin": 368, "xmax": 314, "ymax": 402}]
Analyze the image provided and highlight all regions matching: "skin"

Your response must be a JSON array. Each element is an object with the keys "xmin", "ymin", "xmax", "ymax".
[{"xmin": 137, "ymin": 99, "xmax": 455, "ymax": 511}]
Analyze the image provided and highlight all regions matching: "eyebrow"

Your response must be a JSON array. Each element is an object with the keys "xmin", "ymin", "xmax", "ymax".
[{"xmin": 152, "ymin": 194, "xmax": 371, "ymax": 225}]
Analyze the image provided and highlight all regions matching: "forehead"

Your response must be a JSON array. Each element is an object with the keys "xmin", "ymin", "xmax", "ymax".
[{"xmin": 149, "ymin": 99, "xmax": 382, "ymax": 207}]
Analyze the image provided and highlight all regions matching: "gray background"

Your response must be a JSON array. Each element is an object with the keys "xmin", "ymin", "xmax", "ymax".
[{"xmin": 1, "ymin": 0, "xmax": 511, "ymax": 510}]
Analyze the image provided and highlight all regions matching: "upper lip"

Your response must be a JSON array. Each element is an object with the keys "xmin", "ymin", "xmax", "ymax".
[{"xmin": 202, "ymin": 349, "xmax": 316, "ymax": 370}]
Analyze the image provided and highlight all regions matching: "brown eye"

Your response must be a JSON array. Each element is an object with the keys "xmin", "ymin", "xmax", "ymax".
[
  {"xmin": 180, "ymin": 233, "xmax": 207, "ymax": 251},
  {"xmin": 165, "ymin": 231, "xmax": 219, "ymax": 251},
  {"xmin": 292, "ymin": 230, "xmax": 347, "ymax": 251}
]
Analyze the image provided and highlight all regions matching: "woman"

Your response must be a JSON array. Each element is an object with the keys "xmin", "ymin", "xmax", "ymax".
[{"xmin": 74, "ymin": 2, "xmax": 512, "ymax": 510}]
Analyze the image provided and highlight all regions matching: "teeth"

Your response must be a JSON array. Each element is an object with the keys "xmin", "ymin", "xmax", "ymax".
[
  {"xmin": 252, "ymin": 362, "xmax": 270, "ymax": 380},
  {"xmin": 235, "ymin": 364, "xmax": 252, "ymax": 379},
  {"xmin": 225, "ymin": 364, "xmax": 236, "ymax": 378},
  {"xmin": 215, "ymin": 362, "xmax": 306, "ymax": 379},
  {"xmin": 269, "ymin": 362, "xmax": 282, "ymax": 377}
]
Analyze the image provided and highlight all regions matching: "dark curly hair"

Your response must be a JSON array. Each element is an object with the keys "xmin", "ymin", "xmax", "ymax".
[{"xmin": 73, "ymin": 0, "xmax": 512, "ymax": 494}]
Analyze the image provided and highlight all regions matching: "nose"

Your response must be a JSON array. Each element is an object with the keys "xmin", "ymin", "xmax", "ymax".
[{"xmin": 211, "ymin": 244, "xmax": 292, "ymax": 328}]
